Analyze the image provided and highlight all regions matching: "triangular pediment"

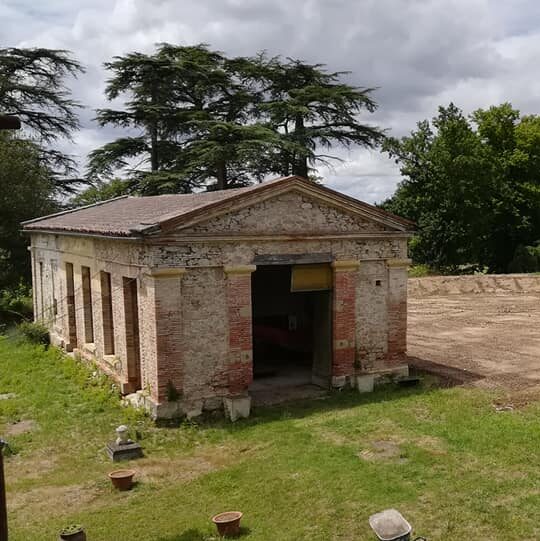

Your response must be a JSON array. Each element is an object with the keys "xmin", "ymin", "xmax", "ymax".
[{"xmin": 155, "ymin": 178, "xmax": 413, "ymax": 238}]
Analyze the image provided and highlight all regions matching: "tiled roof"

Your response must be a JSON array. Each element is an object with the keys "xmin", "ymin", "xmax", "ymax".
[{"xmin": 22, "ymin": 176, "xmax": 414, "ymax": 237}]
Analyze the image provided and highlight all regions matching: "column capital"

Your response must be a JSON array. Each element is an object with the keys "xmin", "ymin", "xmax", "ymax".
[
  {"xmin": 386, "ymin": 258, "xmax": 412, "ymax": 268},
  {"xmin": 331, "ymin": 260, "xmax": 360, "ymax": 271},
  {"xmin": 224, "ymin": 264, "xmax": 257, "ymax": 275}
]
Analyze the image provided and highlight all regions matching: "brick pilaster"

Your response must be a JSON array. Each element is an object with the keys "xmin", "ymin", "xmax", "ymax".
[
  {"xmin": 386, "ymin": 259, "xmax": 412, "ymax": 362},
  {"xmin": 148, "ymin": 268, "xmax": 186, "ymax": 403},
  {"xmin": 224, "ymin": 265, "xmax": 256, "ymax": 396},
  {"xmin": 331, "ymin": 260, "xmax": 360, "ymax": 386}
]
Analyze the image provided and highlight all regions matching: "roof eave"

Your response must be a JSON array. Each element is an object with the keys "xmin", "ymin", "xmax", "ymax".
[
  {"xmin": 20, "ymin": 195, "xmax": 130, "ymax": 227},
  {"xmin": 22, "ymin": 228, "xmax": 143, "ymax": 241}
]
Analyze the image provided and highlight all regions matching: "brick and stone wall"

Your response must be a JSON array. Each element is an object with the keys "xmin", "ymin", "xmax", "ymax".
[
  {"xmin": 29, "ymin": 190, "xmax": 411, "ymax": 419},
  {"xmin": 181, "ymin": 191, "xmax": 387, "ymax": 235},
  {"xmin": 30, "ymin": 234, "xmax": 146, "ymax": 393}
]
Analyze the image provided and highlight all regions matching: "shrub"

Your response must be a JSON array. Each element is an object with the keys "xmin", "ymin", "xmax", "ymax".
[
  {"xmin": 0, "ymin": 282, "xmax": 33, "ymax": 324},
  {"xmin": 17, "ymin": 321, "xmax": 50, "ymax": 346},
  {"xmin": 408, "ymin": 264, "xmax": 434, "ymax": 277},
  {"xmin": 508, "ymin": 243, "xmax": 540, "ymax": 273}
]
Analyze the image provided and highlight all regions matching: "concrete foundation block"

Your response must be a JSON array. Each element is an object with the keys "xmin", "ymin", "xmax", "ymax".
[
  {"xmin": 392, "ymin": 365, "xmax": 409, "ymax": 378},
  {"xmin": 331, "ymin": 375, "xmax": 347, "ymax": 388},
  {"xmin": 373, "ymin": 365, "xmax": 410, "ymax": 386},
  {"xmin": 203, "ymin": 396, "xmax": 224, "ymax": 411},
  {"xmin": 106, "ymin": 441, "xmax": 143, "ymax": 461},
  {"xmin": 356, "ymin": 374, "xmax": 375, "ymax": 393},
  {"xmin": 224, "ymin": 395, "xmax": 251, "ymax": 422},
  {"xmin": 185, "ymin": 400, "xmax": 204, "ymax": 420},
  {"xmin": 152, "ymin": 399, "xmax": 183, "ymax": 420}
]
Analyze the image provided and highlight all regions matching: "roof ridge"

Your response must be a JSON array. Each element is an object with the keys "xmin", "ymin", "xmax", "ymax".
[{"xmin": 21, "ymin": 194, "xmax": 130, "ymax": 226}]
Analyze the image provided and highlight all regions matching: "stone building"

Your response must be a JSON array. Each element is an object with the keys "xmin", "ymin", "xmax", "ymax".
[{"xmin": 23, "ymin": 175, "xmax": 414, "ymax": 420}]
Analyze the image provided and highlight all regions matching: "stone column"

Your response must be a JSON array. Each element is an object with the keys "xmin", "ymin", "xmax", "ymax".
[
  {"xmin": 223, "ymin": 265, "xmax": 256, "ymax": 421},
  {"xmin": 27, "ymin": 246, "xmax": 38, "ymax": 323},
  {"xmin": 386, "ymin": 259, "xmax": 412, "ymax": 363},
  {"xmin": 331, "ymin": 260, "xmax": 360, "ymax": 388},
  {"xmin": 146, "ymin": 268, "xmax": 187, "ymax": 406}
]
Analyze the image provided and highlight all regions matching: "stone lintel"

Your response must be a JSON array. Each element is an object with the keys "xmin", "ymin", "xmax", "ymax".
[
  {"xmin": 331, "ymin": 259, "xmax": 360, "ymax": 271},
  {"xmin": 386, "ymin": 258, "xmax": 413, "ymax": 268},
  {"xmin": 148, "ymin": 267, "xmax": 187, "ymax": 278},
  {"xmin": 224, "ymin": 264, "xmax": 257, "ymax": 275}
]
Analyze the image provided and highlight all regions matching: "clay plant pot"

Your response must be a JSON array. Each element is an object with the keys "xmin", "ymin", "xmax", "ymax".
[
  {"xmin": 108, "ymin": 469, "xmax": 135, "ymax": 491},
  {"xmin": 212, "ymin": 511, "xmax": 243, "ymax": 537},
  {"xmin": 59, "ymin": 524, "xmax": 86, "ymax": 541}
]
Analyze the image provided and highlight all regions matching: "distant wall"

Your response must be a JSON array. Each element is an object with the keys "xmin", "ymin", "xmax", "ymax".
[{"xmin": 409, "ymin": 274, "xmax": 540, "ymax": 297}]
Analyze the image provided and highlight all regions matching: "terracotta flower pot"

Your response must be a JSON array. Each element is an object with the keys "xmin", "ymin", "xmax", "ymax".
[
  {"xmin": 59, "ymin": 524, "xmax": 86, "ymax": 540},
  {"xmin": 108, "ymin": 469, "xmax": 135, "ymax": 491},
  {"xmin": 212, "ymin": 511, "xmax": 243, "ymax": 537}
]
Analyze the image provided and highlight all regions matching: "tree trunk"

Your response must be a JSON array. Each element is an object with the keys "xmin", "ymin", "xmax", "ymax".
[
  {"xmin": 292, "ymin": 114, "xmax": 308, "ymax": 178},
  {"xmin": 216, "ymin": 161, "xmax": 227, "ymax": 190},
  {"xmin": 150, "ymin": 86, "xmax": 159, "ymax": 172},
  {"xmin": 293, "ymin": 157, "xmax": 308, "ymax": 178},
  {"xmin": 150, "ymin": 125, "xmax": 159, "ymax": 171}
]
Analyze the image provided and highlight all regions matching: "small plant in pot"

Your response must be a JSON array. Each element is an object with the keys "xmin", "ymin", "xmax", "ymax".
[{"xmin": 59, "ymin": 524, "xmax": 86, "ymax": 541}]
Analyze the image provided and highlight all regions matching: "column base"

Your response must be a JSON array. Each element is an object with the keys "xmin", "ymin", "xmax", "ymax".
[
  {"xmin": 355, "ymin": 365, "xmax": 409, "ymax": 392},
  {"xmin": 356, "ymin": 374, "xmax": 375, "ymax": 393},
  {"xmin": 331, "ymin": 375, "xmax": 355, "ymax": 388},
  {"xmin": 224, "ymin": 395, "xmax": 251, "ymax": 422}
]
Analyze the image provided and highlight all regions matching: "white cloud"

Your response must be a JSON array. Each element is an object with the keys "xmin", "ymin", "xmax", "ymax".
[{"xmin": 3, "ymin": 0, "xmax": 540, "ymax": 202}]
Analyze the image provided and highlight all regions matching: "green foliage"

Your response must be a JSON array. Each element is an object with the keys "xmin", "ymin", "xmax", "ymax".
[
  {"xmin": 69, "ymin": 178, "xmax": 130, "ymax": 206},
  {"xmin": 16, "ymin": 321, "xmax": 50, "ymax": 346},
  {"xmin": 0, "ymin": 282, "xmax": 33, "ymax": 325},
  {"xmin": 0, "ymin": 47, "xmax": 85, "ymax": 193},
  {"xmin": 508, "ymin": 243, "xmax": 540, "ymax": 273},
  {"xmin": 88, "ymin": 44, "xmax": 382, "ymax": 193},
  {"xmin": 6, "ymin": 337, "xmax": 540, "ymax": 539},
  {"xmin": 254, "ymin": 54, "xmax": 384, "ymax": 177},
  {"xmin": 384, "ymin": 102, "xmax": 540, "ymax": 273},
  {"xmin": 408, "ymin": 264, "xmax": 435, "ymax": 277},
  {"xmin": 0, "ymin": 133, "xmax": 57, "ymax": 290},
  {"xmin": 166, "ymin": 379, "xmax": 180, "ymax": 402}
]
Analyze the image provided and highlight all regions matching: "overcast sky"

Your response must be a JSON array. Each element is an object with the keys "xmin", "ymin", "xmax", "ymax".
[{"xmin": 3, "ymin": 0, "xmax": 540, "ymax": 202}]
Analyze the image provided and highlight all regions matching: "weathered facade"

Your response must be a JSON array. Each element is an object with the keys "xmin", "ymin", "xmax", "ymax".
[{"xmin": 23, "ymin": 176, "xmax": 414, "ymax": 420}]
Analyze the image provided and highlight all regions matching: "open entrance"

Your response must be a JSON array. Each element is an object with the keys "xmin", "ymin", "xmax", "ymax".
[{"xmin": 250, "ymin": 264, "xmax": 332, "ymax": 404}]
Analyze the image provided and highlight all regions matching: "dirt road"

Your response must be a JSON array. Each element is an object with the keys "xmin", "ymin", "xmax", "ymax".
[{"xmin": 408, "ymin": 275, "xmax": 540, "ymax": 391}]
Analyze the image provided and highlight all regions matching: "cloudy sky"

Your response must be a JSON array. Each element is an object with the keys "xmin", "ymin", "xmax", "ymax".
[{"xmin": 3, "ymin": 0, "xmax": 540, "ymax": 202}]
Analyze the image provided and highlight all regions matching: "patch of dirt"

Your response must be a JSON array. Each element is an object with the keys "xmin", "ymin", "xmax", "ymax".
[
  {"xmin": 408, "ymin": 279, "xmax": 540, "ymax": 395},
  {"xmin": 0, "ymin": 393, "xmax": 17, "ymax": 400},
  {"xmin": 5, "ymin": 419, "xmax": 36, "ymax": 436},
  {"xmin": 137, "ymin": 443, "xmax": 263, "ymax": 484},
  {"xmin": 6, "ymin": 448, "xmax": 58, "ymax": 480},
  {"xmin": 9, "ymin": 482, "xmax": 105, "ymax": 519},
  {"xmin": 414, "ymin": 435, "xmax": 448, "ymax": 455},
  {"xmin": 358, "ymin": 439, "xmax": 407, "ymax": 463}
]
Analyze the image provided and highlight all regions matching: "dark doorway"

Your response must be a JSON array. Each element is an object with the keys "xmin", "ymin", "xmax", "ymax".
[
  {"xmin": 123, "ymin": 277, "xmax": 141, "ymax": 393},
  {"xmin": 250, "ymin": 264, "xmax": 332, "ymax": 403},
  {"xmin": 65, "ymin": 262, "xmax": 77, "ymax": 350}
]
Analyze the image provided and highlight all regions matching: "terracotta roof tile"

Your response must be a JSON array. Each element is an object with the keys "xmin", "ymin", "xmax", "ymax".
[{"xmin": 22, "ymin": 176, "xmax": 414, "ymax": 236}]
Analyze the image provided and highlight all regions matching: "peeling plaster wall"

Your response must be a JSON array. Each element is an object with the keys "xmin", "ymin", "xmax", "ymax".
[{"xmin": 181, "ymin": 191, "xmax": 387, "ymax": 235}]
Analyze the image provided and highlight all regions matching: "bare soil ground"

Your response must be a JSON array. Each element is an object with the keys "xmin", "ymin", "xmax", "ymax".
[{"xmin": 408, "ymin": 275, "xmax": 540, "ymax": 392}]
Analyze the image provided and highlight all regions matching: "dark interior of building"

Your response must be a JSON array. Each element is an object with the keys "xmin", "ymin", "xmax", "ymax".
[{"xmin": 250, "ymin": 264, "xmax": 332, "ymax": 403}]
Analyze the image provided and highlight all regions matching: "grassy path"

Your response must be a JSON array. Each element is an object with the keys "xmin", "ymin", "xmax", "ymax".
[{"xmin": 2, "ymin": 336, "xmax": 540, "ymax": 540}]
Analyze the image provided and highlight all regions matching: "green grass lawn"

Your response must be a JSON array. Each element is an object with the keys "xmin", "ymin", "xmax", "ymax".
[{"xmin": 2, "ymin": 336, "xmax": 540, "ymax": 540}]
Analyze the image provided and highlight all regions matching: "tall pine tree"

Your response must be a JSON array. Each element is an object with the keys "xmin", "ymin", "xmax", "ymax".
[{"xmin": 0, "ymin": 47, "xmax": 84, "ymax": 193}]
